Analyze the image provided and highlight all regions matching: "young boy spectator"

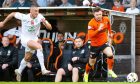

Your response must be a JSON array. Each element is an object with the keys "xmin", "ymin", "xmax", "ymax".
[
  {"xmin": 112, "ymin": 0, "xmax": 125, "ymax": 12},
  {"xmin": 126, "ymin": 0, "xmax": 140, "ymax": 14}
]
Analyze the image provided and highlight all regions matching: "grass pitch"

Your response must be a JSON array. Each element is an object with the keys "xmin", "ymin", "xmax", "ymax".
[{"xmin": 0, "ymin": 82, "xmax": 140, "ymax": 84}]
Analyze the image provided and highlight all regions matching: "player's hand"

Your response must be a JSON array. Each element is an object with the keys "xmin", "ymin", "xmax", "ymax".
[
  {"xmin": 98, "ymin": 23, "xmax": 104, "ymax": 31},
  {"xmin": 2, "ymin": 64, "xmax": 9, "ymax": 70},
  {"xmin": 68, "ymin": 64, "xmax": 73, "ymax": 71},
  {"xmin": 0, "ymin": 22, "xmax": 5, "ymax": 28},
  {"xmin": 41, "ymin": 18, "xmax": 46, "ymax": 23},
  {"xmin": 27, "ymin": 62, "xmax": 32, "ymax": 68},
  {"xmin": 72, "ymin": 57, "xmax": 79, "ymax": 62}
]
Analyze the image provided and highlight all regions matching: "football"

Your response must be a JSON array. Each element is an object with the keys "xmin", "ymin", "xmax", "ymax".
[{"xmin": 127, "ymin": 72, "xmax": 138, "ymax": 83}]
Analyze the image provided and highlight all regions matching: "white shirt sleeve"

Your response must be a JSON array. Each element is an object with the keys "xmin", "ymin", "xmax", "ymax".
[
  {"xmin": 14, "ymin": 12, "xmax": 26, "ymax": 20},
  {"xmin": 3, "ymin": 28, "xmax": 16, "ymax": 36},
  {"xmin": 38, "ymin": 14, "xmax": 46, "ymax": 22}
]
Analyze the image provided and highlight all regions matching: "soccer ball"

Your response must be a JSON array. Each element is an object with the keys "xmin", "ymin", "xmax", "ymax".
[{"xmin": 127, "ymin": 72, "xmax": 138, "ymax": 83}]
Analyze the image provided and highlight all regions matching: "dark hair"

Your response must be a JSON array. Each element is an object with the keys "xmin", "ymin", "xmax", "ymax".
[
  {"xmin": 114, "ymin": 0, "xmax": 120, "ymax": 2},
  {"xmin": 57, "ymin": 32, "xmax": 64, "ymax": 36},
  {"xmin": 92, "ymin": 7, "xmax": 102, "ymax": 13},
  {"xmin": 75, "ymin": 36, "xmax": 84, "ymax": 41}
]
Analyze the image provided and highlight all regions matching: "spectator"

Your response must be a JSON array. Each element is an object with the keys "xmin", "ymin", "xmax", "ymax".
[
  {"xmin": 35, "ymin": 0, "xmax": 55, "ymax": 7},
  {"xmin": 2, "ymin": 0, "xmax": 14, "ymax": 7},
  {"xmin": 0, "ymin": 0, "xmax": 4, "ymax": 7},
  {"xmin": 74, "ymin": 0, "xmax": 83, "ymax": 6},
  {"xmin": 55, "ymin": 37, "xmax": 89, "ymax": 82},
  {"xmin": 54, "ymin": 32, "xmax": 65, "ymax": 49},
  {"xmin": 99, "ymin": 0, "xmax": 110, "ymax": 9},
  {"xmin": 83, "ymin": 0, "xmax": 90, "ymax": 6},
  {"xmin": 36, "ymin": 0, "xmax": 47, "ymax": 7},
  {"xmin": 30, "ymin": 0, "xmax": 39, "ymax": 7},
  {"xmin": 83, "ymin": 0, "xmax": 99, "ymax": 6},
  {"xmin": 112, "ymin": 0, "xmax": 125, "ymax": 12},
  {"xmin": 11, "ymin": 0, "xmax": 31, "ymax": 7},
  {"xmin": 68, "ymin": 0, "xmax": 75, "ymax": 5},
  {"xmin": 59, "ymin": 0, "xmax": 72, "ymax": 7},
  {"xmin": 106, "ymin": 0, "xmax": 114, "ymax": 9},
  {"xmin": 52, "ymin": 0, "xmax": 62, "ymax": 6},
  {"xmin": 0, "ymin": 37, "xmax": 18, "ymax": 81},
  {"xmin": 137, "ymin": 0, "xmax": 140, "ymax": 10},
  {"xmin": 91, "ymin": 0, "xmax": 99, "ymax": 6},
  {"xmin": 122, "ymin": 0, "xmax": 131, "ymax": 8},
  {"xmin": 126, "ymin": 0, "xmax": 140, "ymax": 14}
]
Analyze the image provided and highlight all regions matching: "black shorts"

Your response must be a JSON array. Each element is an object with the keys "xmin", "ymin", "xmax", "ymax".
[
  {"xmin": 62, "ymin": 66, "xmax": 72, "ymax": 76},
  {"xmin": 90, "ymin": 43, "xmax": 110, "ymax": 57}
]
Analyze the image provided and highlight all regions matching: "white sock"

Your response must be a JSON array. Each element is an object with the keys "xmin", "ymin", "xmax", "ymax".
[
  {"xmin": 37, "ymin": 49, "xmax": 46, "ymax": 71},
  {"xmin": 18, "ymin": 59, "xmax": 27, "ymax": 74}
]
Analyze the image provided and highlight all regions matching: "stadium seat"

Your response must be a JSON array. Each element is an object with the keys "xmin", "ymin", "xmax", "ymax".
[
  {"xmin": 59, "ymin": 38, "xmax": 74, "ymax": 69},
  {"xmin": 54, "ymin": 47, "xmax": 63, "ymax": 70},
  {"xmin": 42, "ymin": 38, "xmax": 54, "ymax": 70}
]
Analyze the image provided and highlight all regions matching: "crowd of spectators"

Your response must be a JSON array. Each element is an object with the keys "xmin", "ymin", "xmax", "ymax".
[{"xmin": 0, "ymin": 0, "xmax": 139, "ymax": 14}]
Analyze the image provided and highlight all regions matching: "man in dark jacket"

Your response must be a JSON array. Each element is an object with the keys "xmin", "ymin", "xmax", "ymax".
[
  {"xmin": 0, "ymin": 37, "xmax": 18, "ymax": 81},
  {"xmin": 55, "ymin": 37, "xmax": 89, "ymax": 82}
]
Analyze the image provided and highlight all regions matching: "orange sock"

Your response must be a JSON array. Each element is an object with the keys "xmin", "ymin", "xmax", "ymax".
[
  {"xmin": 107, "ymin": 57, "xmax": 114, "ymax": 70},
  {"xmin": 85, "ymin": 63, "xmax": 92, "ymax": 73}
]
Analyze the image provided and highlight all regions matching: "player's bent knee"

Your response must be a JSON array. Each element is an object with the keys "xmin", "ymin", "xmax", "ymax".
[{"xmin": 106, "ymin": 53, "xmax": 113, "ymax": 57}]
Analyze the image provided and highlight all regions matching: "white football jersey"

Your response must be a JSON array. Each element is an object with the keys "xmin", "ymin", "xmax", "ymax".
[{"xmin": 14, "ymin": 12, "xmax": 45, "ymax": 38}]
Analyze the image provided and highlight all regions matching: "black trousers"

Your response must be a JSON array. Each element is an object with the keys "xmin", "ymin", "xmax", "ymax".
[
  {"xmin": 22, "ymin": 67, "xmax": 41, "ymax": 82},
  {"xmin": 0, "ymin": 66, "xmax": 13, "ymax": 81}
]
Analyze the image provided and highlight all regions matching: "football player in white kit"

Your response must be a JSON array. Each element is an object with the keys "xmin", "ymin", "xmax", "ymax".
[{"xmin": 0, "ymin": 6, "xmax": 52, "ymax": 81}]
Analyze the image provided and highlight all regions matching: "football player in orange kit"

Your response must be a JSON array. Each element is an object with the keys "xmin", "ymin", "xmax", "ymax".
[{"xmin": 83, "ymin": 7, "xmax": 117, "ymax": 82}]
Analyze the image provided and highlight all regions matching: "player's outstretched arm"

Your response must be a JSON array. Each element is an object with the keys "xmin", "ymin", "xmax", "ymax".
[
  {"xmin": 42, "ymin": 19, "xmax": 52, "ymax": 30},
  {"xmin": 0, "ymin": 12, "xmax": 17, "ymax": 28}
]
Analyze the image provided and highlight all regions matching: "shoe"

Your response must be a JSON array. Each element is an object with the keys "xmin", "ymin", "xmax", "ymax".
[
  {"xmin": 15, "ymin": 69, "xmax": 21, "ymax": 82},
  {"xmin": 83, "ymin": 72, "xmax": 89, "ymax": 82},
  {"xmin": 42, "ymin": 69, "xmax": 51, "ymax": 75},
  {"xmin": 108, "ymin": 70, "xmax": 118, "ymax": 78}
]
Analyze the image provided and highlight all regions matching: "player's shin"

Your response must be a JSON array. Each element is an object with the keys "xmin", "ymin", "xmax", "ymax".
[
  {"xmin": 36, "ymin": 49, "xmax": 46, "ymax": 71},
  {"xmin": 107, "ymin": 56, "xmax": 114, "ymax": 70},
  {"xmin": 18, "ymin": 58, "xmax": 28, "ymax": 74}
]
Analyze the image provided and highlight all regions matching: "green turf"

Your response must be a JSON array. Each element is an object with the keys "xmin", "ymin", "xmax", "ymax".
[{"xmin": 0, "ymin": 82, "xmax": 140, "ymax": 84}]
